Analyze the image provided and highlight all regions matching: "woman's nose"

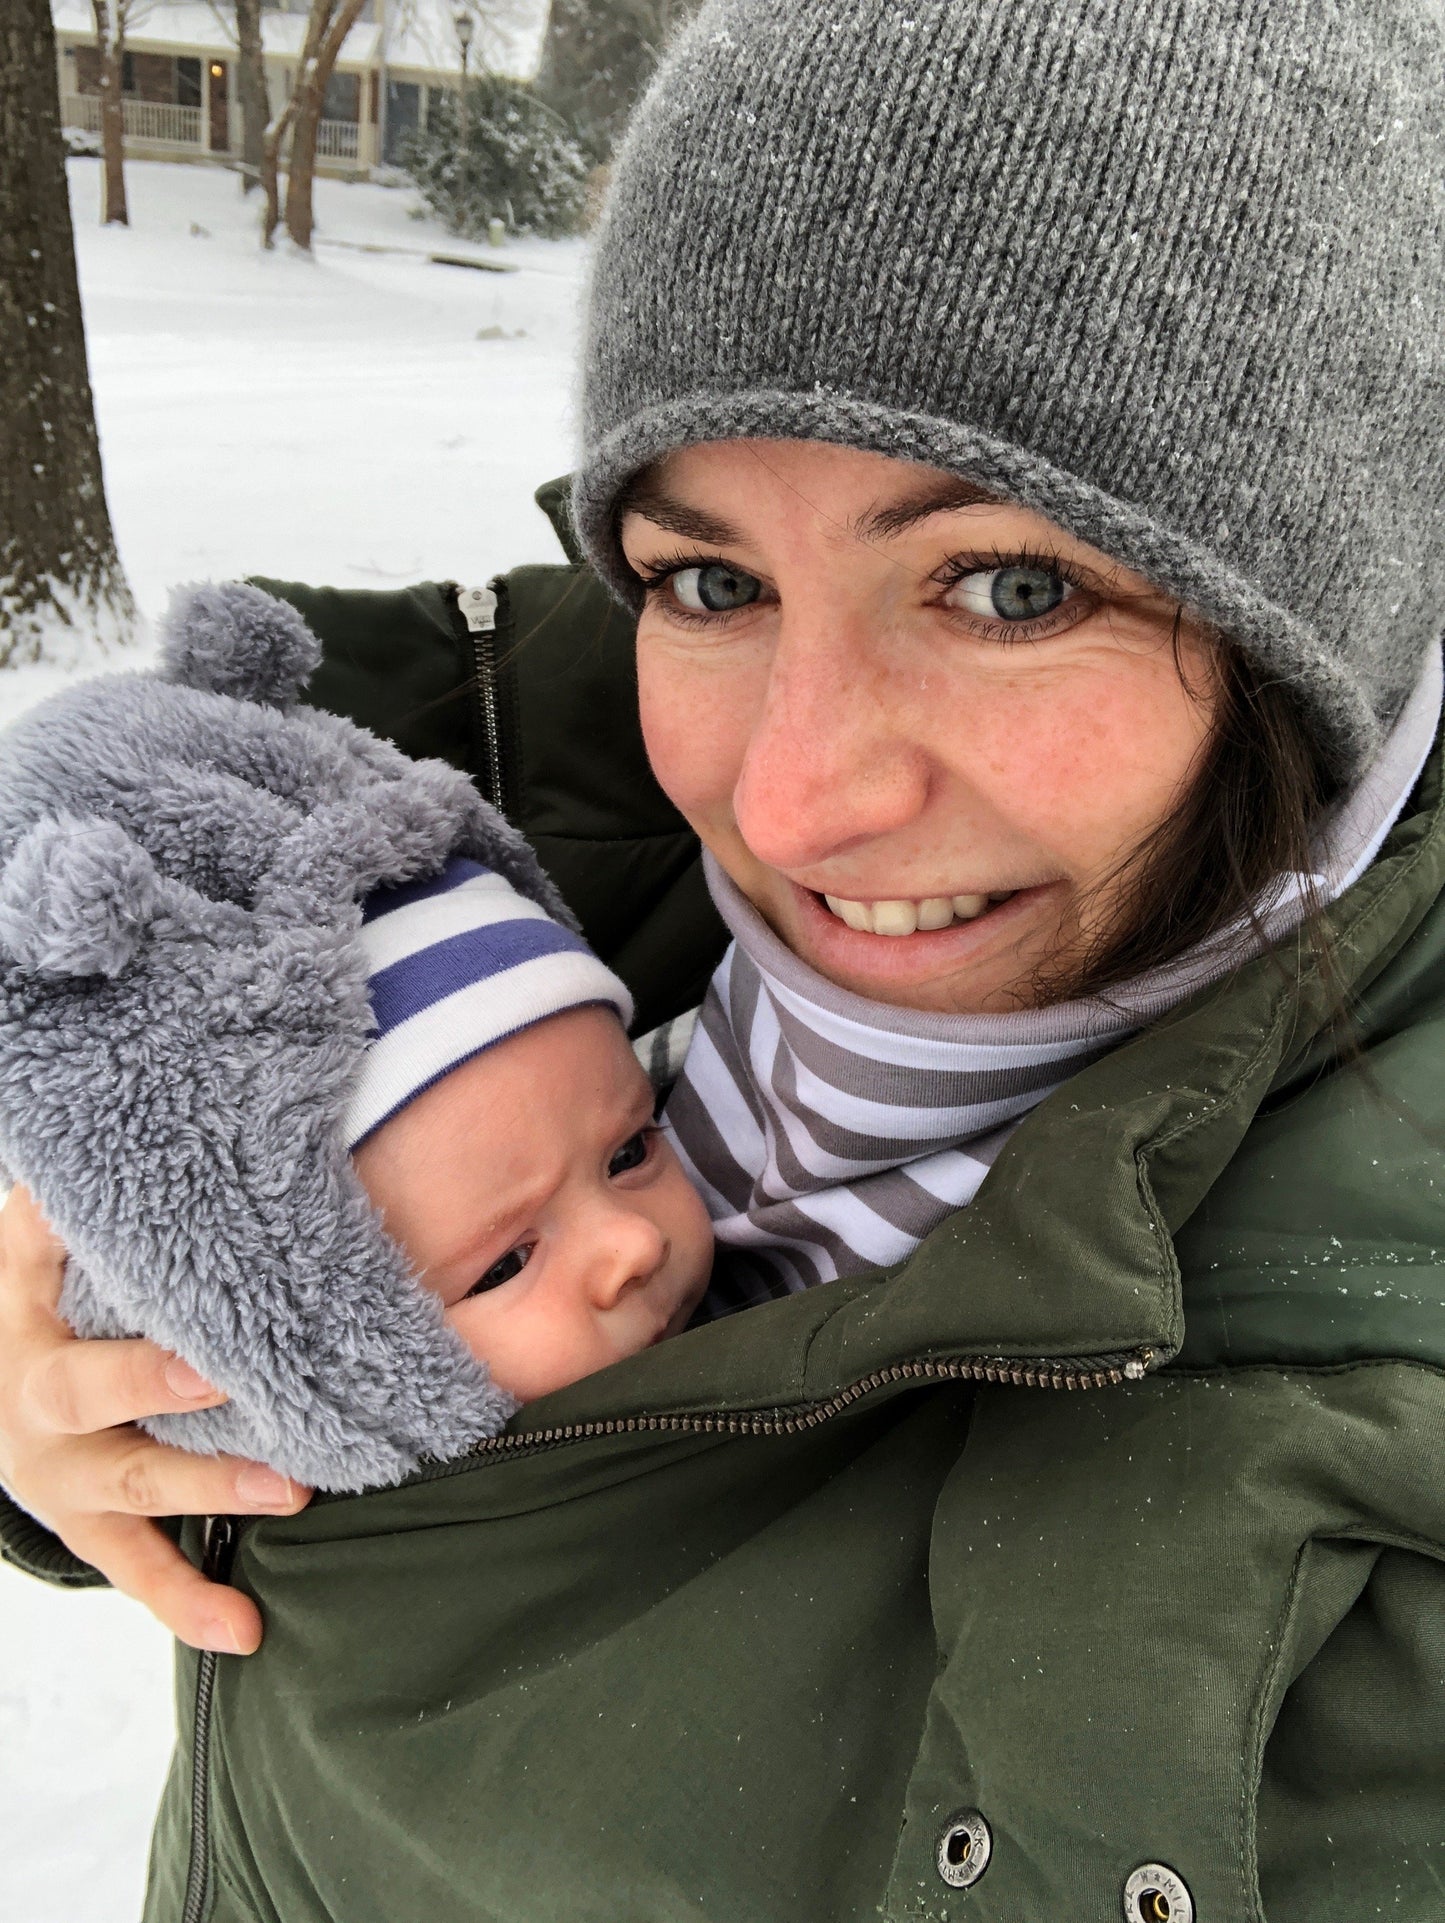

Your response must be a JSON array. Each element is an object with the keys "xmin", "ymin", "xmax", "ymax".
[
  {"xmin": 731, "ymin": 610, "xmax": 930, "ymax": 873},
  {"xmin": 583, "ymin": 1207, "xmax": 669, "ymax": 1310}
]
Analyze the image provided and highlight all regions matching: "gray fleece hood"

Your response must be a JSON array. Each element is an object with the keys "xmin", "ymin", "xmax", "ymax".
[{"xmin": 0, "ymin": 583, "xmax": 567, "ymax": 1490}]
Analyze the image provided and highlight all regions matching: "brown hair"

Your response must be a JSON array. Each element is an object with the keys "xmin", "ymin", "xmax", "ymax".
[{"xmin": 1041, "ymin": 635, "xmax": 1339, "ymax": 1005}]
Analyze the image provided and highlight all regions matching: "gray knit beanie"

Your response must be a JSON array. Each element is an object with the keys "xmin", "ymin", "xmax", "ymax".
[{"xmin": 575, "ymin": 0, "xmax": 1445, "ymax": 779}]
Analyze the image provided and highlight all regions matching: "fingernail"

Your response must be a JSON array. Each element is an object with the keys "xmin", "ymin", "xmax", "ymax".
[
  {"xmin": 203, "ymin": 1619, "xmax": 247, "ymax": 1656},
  {"xmin": 164, "ymin": 1356, "xmax": 215, "ymax": 1399},
  {"xmin": 235, "ymin": 1464, "xmax": 295, "ymax": 1507}
]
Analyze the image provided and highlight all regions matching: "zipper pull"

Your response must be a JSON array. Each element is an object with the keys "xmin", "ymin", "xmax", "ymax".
[
  {"xmin": 457, "ymin": 585, "xmax": 498, "ymax": 633},
  {"xmin": 201, "ymin": 1514, "xmax": 240, "ymax": 1584}
]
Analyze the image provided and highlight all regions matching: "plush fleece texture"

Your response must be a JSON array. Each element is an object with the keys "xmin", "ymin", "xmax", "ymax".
[{"xmin": 0, "ymin": 583, "xmax": 569, "ymax": 1490}]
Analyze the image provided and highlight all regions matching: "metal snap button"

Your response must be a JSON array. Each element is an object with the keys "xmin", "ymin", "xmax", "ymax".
[
  {"xmin": 936, "ymin": 1809, "xmax": 992, "ymax": 1889},
  {"xmin": 1123, "ymin": 1863, "xmax": 1194, "ymax": 1923}
]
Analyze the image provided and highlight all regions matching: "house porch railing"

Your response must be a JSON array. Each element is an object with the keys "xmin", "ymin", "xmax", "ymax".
[
  {"xmin": 63, "ymin": 91, "xmax": 202, "ymax": 147},
  {"xmin": 313, "ymin": 117, "xmax": 360, "ymax": 160},
  {"xmin": 61, "ymin": 92, "xmax": 365, "ymax": 166}
]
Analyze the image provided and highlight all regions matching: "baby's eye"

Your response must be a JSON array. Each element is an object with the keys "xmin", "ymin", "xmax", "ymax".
[
  {"xmin": 467, "ymin": 1245, "xmax": 533, "ymax": 1297},
  {"xmin": 608, "ymin": 1130, "xmax": 653, "ymax": 1178},
  {"xmin": 945, "ymin": 565, "xmax": 1074, "ymax": 622}
]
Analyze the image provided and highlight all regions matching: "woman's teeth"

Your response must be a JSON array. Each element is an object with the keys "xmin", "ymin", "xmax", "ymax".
[{"xmin": 821, "ymin": 893, "xmax": 1010, "ymax": 937}]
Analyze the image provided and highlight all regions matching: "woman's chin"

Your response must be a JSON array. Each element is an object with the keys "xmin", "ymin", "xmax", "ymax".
[{"xmin": 775, "ymin": 880, "xmax": 1069, "ymax": 1014}]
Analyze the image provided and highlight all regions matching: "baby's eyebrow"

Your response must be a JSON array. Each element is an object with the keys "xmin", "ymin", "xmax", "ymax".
[
  {"xmin": 439, "ymin": 1081, "xmax": 656, "ymax": 1273},
  {"xmin": 443, "ymin": 1183, "xmax": 548, "ymax": 1276}
]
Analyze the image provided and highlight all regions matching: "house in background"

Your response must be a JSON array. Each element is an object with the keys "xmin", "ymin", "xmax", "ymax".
[{"xmin": 50, "ymin": 0, "xmax": 545, "ymax": 179}]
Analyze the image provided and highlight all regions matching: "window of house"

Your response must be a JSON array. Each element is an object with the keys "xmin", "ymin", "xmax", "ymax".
[
  {"xmin": 323, "ymin": 70, "xmax": 360, "ymax": 122},
  {"xmin": 384, "ymin": 79, "xmax": 420, "ymax": 164},
  {"xmin": 72, "ymin": 45, "xmax": 102, "ymax": 94},
  {"xmin": 127, "ymin": 52, "xmax": 174, "ymax": 101},
  {"xmin": 176, "ymin": 56, "xmax": 201, "ymax": 108}
]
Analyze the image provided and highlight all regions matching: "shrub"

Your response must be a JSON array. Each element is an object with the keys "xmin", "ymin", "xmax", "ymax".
[{"xmin": 403, "ymin": 76, "xmax": 588, "ymax": 241}]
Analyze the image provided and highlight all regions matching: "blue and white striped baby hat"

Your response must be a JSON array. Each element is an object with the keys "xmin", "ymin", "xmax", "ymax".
[{"xmin": 343, "ymin": 856, "xmax": 634, "ymax": 1149}]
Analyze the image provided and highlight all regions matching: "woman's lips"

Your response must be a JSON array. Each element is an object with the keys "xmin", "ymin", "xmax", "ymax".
[{"xmin": 784, "ymin": 879, "xmax": 1056, "ymax": 985}]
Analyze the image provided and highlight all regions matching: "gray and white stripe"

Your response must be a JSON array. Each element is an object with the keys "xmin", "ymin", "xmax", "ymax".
[
  {"xmin": 665, "ymin": 910, "xmax": 1123, "ymax": 1315},
  {"xmin": 665, "ymin": 650, "xmax": 1442, "ymax": 1319}
]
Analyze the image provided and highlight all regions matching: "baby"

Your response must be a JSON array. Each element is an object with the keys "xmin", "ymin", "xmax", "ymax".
[
  {"xmin": 344, "ymin": 857, "xmax": 713, "ymax": 1405},
  {"xmin": 0, "ymin": 582, "xmax": 712, "ymax": 1493}
]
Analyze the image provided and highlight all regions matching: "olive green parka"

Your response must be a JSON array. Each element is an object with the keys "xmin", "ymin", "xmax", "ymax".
[{"xmin": 5, "ymin": 485, "xmax": 1445, "ymax": 1923}]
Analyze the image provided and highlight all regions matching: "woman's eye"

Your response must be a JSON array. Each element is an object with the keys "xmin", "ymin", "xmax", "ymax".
[
  {"xmin": 608, "ymin": 1130, "xmax": 652, "ymax": 1177},
  {"xmin": 670, "ymin": 563, "xmax": 762, "ymax": 615},
  {"xmin": 946, "ymin": 565, "xmax": 1072, "ymax": 623},
  {"xmin": 467, "ymin": 1245, "xmax": 532, "ymax": 1297}
]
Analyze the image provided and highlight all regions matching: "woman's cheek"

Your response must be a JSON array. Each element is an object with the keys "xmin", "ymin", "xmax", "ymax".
[
  {"xmin": 956, "ymin": 650, "xmax": 1214, "ymax": 874},
  {"xmin": 636, "ymin": 632, "xmax": 757, "ymax": 832}
]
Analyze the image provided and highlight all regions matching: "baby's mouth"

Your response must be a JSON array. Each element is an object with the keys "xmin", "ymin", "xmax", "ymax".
[{"xmin": 818, "ymin": 891, "xmax": 1016, "ymax": 937}]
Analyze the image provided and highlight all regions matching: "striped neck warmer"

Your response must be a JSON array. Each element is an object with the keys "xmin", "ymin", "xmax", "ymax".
[{"xmin": 666, "ymin": 652, "xmax": 1443, "ymax": 1318}]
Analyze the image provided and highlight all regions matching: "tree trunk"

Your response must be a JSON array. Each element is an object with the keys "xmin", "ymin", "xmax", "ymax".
[
  {"xmin": 260, "ymin": 90, "xmax": 299, "ymax": 247},
  {"xmin": 275, "ymin": 0, "xmax": 366, "ymax": 254},
  {"xmin": 93, "ymin": 1, "xmax": 128, "ymax": 226},
  {"xmin": 0, "ymin": 0, "xmax": 137, "ymax": 665},
  {"xmin": 235, "ymin": 0, "xmax": 267, "ymax": 194},
  {"xmin": 281, "ymin": 62, "xmax": 326, "ymax": 252}
]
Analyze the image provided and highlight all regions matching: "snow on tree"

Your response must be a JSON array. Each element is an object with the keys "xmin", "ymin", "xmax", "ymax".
[
  {"xmin": 405, "ymin": 76, "xmax": 588, "ymax": 240},
  {"xmin": 537, "ymin": 0, "xmax": 702, "ymax": 164},
  {"xmin": 1, "ymin": 0, "xmax": 138, "ymax": 666}
]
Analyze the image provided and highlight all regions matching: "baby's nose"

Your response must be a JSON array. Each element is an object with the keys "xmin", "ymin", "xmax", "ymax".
[{"xmin": 587, "ymin": 1209, "xmax": 669, "ymax": 1308}]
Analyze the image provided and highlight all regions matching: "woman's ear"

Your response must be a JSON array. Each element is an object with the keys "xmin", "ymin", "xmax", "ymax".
[
  {"xmin": 159, "ymin": 580, "xmax": 322, "ymax": 710},
  {"xmin": 0, "ymin": 815, "xmax": 164, "ymax": 979}
]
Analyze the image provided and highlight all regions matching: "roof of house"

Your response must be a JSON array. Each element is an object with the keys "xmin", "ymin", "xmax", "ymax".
[{"xmin": 49, "ymin": 1, "xmax": 546, "ymax": 80}]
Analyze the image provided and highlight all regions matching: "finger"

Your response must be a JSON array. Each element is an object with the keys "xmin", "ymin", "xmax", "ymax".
[
  {"xmin": 0, "ymin": 1183, "xmax": 68, "ymax": 1320},
  {"xmin": 23, "ymin": 1337, "xmax": 226, "ymax": 1438},
  {"xmin": 63, "ymin": 1431, "xmax": 312, "ymax": 1521},
  {"xmin": 68, "ymin": 1512, "xmax": 264, "ymax": 1655}
]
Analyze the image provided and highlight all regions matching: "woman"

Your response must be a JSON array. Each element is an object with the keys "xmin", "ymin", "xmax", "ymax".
[{"xmin": 2, "ymin": 1, "xmax": 1442, "ymax": 1918}]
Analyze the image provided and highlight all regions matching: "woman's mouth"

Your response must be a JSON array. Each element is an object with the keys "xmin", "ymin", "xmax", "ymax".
[
  {"xmin": 778, "ymin": 879, "xmax": 1058, "ymax": 992},
  {"xmin": 819, "ymin": 891, "xmax": 1015, "ymax": 937}
]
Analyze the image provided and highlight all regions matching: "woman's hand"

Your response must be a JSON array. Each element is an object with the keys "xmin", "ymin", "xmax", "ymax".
[{"xmin": 0, "ymin": 1185, "xmax": 311, "ymax": 1654}]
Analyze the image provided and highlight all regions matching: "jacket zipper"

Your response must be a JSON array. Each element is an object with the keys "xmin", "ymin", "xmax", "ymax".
[
  {"xmin": 420, "ymin": 1347, "xmax": 1155, "ymax": 1475},
  {"xmin": 181, "ymin": 1515, "xmax": 240, "ymax": 1923},
  {"xmin": 454, "ymin": 581, "xmax": 507, "ymax": 814}
]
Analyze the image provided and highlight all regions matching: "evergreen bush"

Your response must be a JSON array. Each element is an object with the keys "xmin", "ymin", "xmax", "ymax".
[{"xmin": 403, "ymin": 77, "xmax": 589, "ymax": 241}]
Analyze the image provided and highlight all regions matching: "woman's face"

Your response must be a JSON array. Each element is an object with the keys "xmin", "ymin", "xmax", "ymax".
[{"xmin": 620, "ymin": 440, "xmax": 1222, "ymax": 1014}]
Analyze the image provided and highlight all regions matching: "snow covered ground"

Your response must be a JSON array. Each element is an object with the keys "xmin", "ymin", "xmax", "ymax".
[{"xmin": 1, "ymin": 154, "xmax": 589, "ymax": 1923}]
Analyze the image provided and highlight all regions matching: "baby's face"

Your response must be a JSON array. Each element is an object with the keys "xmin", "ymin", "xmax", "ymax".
[{"xmin": 351, "ymin": 1006, "xmax": 714, "ymax": 1402}]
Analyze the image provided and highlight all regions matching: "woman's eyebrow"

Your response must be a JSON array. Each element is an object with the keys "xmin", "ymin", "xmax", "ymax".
[
  {"xmin": 617, "ymin": 476, "xmax": 998, "ymax": 549},
  {"xmin": 857, "ymin": 477, "xmax": 998, "ymax": 540},
  {"xmin": 617, "ymin": 485, "xmax": 743, "ymax": 546}
]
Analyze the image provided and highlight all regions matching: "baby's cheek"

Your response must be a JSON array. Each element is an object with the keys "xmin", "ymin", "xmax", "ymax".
[
  {"xmin": 444, "ymin": 1291, "xmax": 604, "ymax": 1403},
  {"xmin": 442, "ymin": 1291, "xmax": 505, "ymax": 1366},
  {"xmin": 660, "ymin": 1155, "xmax": 716, "ymax": 1293}
]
